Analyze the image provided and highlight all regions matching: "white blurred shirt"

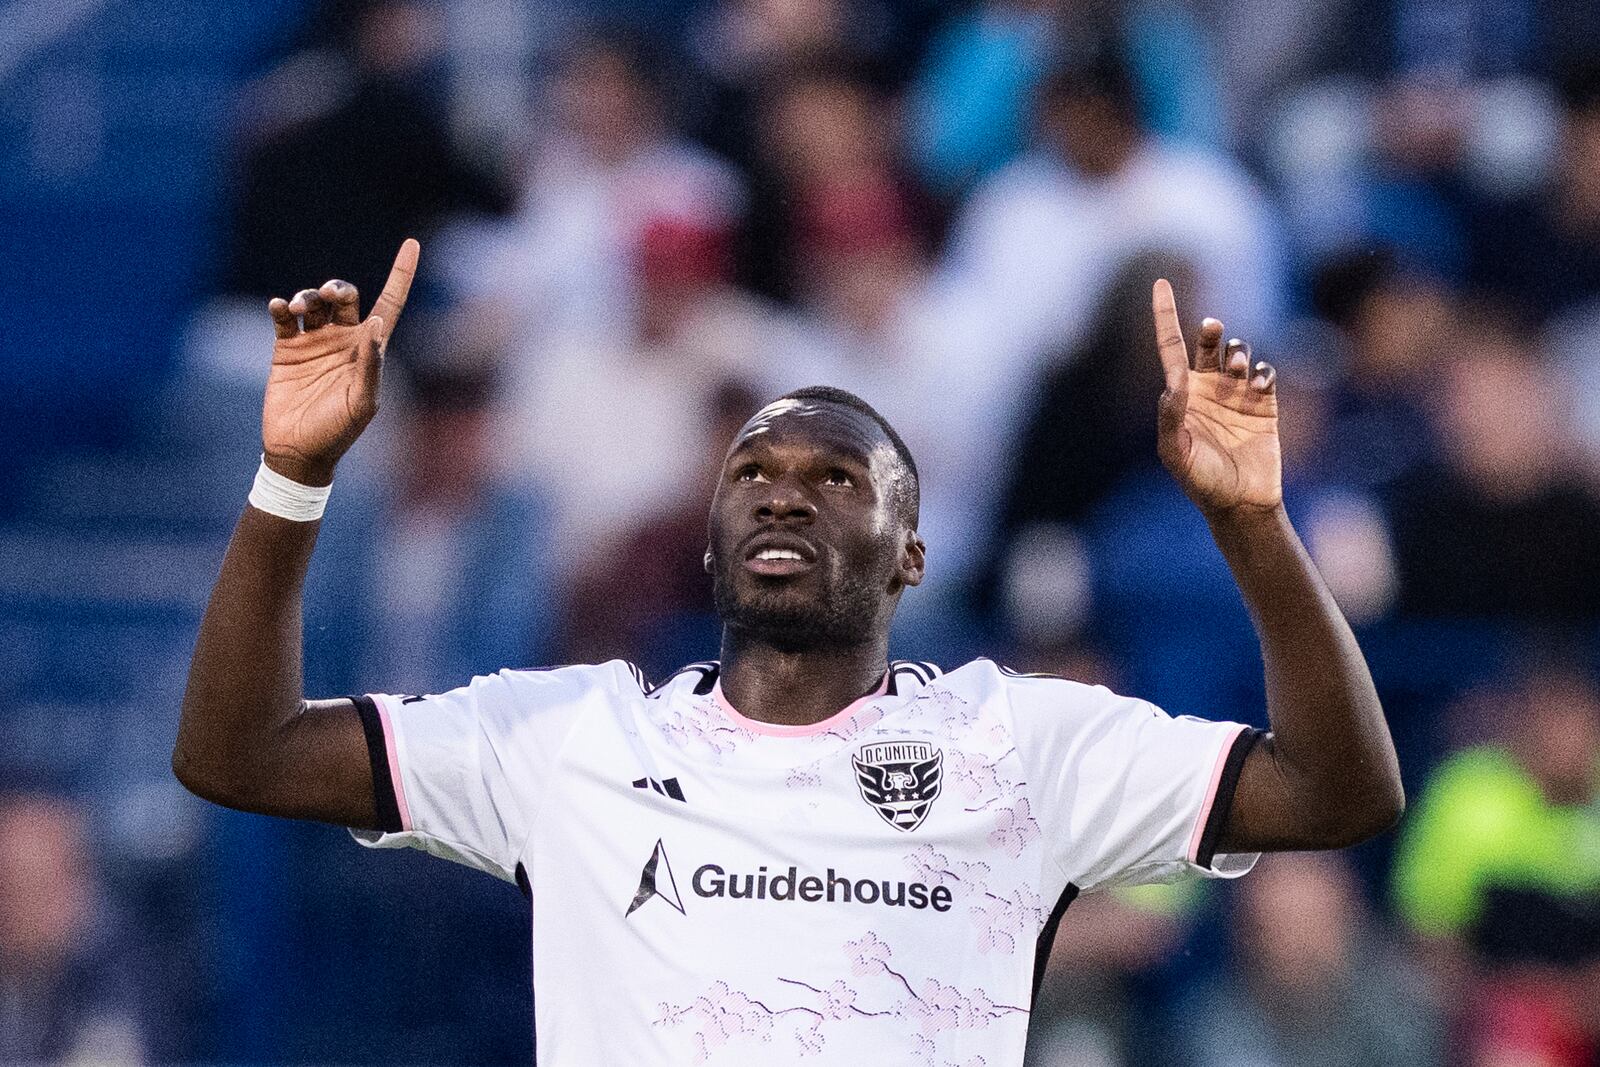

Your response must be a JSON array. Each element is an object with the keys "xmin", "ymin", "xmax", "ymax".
[{"xmin": 943, "ymin": 139, "xmax": 1286, "ymax": 366}]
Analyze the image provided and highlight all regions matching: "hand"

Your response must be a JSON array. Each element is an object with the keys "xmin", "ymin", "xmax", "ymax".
[
  {"xmin": 1151, "ymin": 278, "xmax": 1281, "ymax": 515},
  {"xmin": 262, "ymin": 239, "xmax": 420, "ymax": 486}
]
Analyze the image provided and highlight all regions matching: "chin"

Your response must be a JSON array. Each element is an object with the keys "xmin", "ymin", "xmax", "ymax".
[{"xmin": 715, "ymin": 575, "xmax": 854, "ymax": 650}]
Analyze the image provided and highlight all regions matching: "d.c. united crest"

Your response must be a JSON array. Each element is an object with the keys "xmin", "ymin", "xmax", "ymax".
[{"xmin": 853, "ymin": 741, "xmax": 943, "ymax": 832}]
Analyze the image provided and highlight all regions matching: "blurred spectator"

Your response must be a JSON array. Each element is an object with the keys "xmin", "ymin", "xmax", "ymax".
[
  {"xmin": 1466, "ymin": 59, "xmax": 1600, "ymax": 325},
  {"xmin": 1178, "ymin": 852, "xmax": 1440, "ymax": 1067},
  {"xmin": 225, "ymin": 0, "xmax": 511, "ymax": 303},
  {"xmin": 755, "ymin": 59, "xmax": 934, "ymax": 306},
  {"xmin": 755, "ymin": 64, "xmax": 1034, "ymax": 627},
  {"xmin": 686, "ymin": 0, "xmax": 908, "ymax": 301},
  {"xmin": 1394, "ymin": 665, "xmax": 1600, "ymax": 1065},
  {"xmin": 307, "ymin": 358, "xmax": 556, "ymax": 696},
  {"xmin": 687, "ymin": 0, "xmax": 897, "ymax": 169},
  {"xmin": 1309, "ymin": 247, "xmax": 1451, "ymax": 492},
  {"xmin": 561, "ymin": 379, "xmax": 761, "ymax": 674},
  {"xmin": 490, "ymin": 204, "xmax": 791, "ymax": 580},
  {"xmin": 905, "ymin": 0, "xmax": 1065, "ymax": 199},
  {"xmin": 998, "ymin": 259, "xmax": 1396, "ymax": 711},
  {"xmin": 0, "ymin": 791, "xmax": 147, "ymax": 1064},
  {"xmin": 1463, "ymin": 962, "xmax": 1600, "ymax": 1067},
  {"xmin": 1261, "ymin": 7, "xmax": 1574, "ymax": 273},
  {"xmin": 1393, "ymin": 666, "xmax": 1600, "ymax": 953},
  {"xmin": 1386, "ymin": 318, "xmax": 1600, "ymax": 621},
  {"xmin": 1501, "ymin": 60, "xmax": 1600, "ymax": 477},
  {"xmin": 998, "ymin": 256, "xmax": 1182, "ymax": 535},
  {"xmin": 944, "ymin": 44, "xmax": 1283, "ymax": 372},
  {"xmin": 453, "ymin": 27, "xmax": 746, "ymax": 346},
  {"xmin": 905, "ymin": 0, "xmax": 1225, "ymax": 200}
]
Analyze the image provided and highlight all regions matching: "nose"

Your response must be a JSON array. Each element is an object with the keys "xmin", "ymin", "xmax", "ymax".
[{"xmin": 754, "ymin": 474, "xmax": 816, "ymax": 525}]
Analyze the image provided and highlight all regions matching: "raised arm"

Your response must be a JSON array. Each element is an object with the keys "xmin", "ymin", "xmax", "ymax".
[
  {"xmin": 173, "ymin": 240, "xmax": 419, "ymax": 828},
  {"xmin": 1149, "ymin": 279, "xmax": 1404, "ymax": 852}
]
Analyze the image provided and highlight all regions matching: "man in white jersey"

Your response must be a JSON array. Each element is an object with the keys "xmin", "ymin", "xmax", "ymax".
[{"xmin": 175, "ymin": 239, "xmax": 1404, "ymax": 1064}]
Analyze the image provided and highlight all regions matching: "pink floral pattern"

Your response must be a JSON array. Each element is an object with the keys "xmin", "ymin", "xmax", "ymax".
[
  {"xmin": 655, "ymin": 934, "xmax": 1023, "ymax": 1061},
  {"xmin": 650, "ymin": 697, "xmax": 752, "ymax": 760},
  {"xmin": 987, "ymin": 797, "xmax": 1041, "ymax": 858}
]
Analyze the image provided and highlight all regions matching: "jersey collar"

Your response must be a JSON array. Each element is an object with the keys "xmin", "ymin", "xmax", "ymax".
[{"xmin": 710, "ymin": 669, "xmax": 891, "ymax": 738}]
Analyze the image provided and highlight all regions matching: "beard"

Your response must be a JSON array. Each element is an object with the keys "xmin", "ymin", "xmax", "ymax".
[{"xmin": 713, "ymin": 559, "xmax": 889, "ymax": 653}]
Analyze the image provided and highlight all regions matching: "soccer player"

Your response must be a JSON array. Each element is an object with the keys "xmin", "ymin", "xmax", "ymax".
[{"xmin": 174, "ymin": 239, "xmax": 1403, "ymax": 1064}]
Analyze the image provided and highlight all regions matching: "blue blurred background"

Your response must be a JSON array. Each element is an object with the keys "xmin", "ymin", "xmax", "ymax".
[{"xmin": 4, "ymin": 0, "xmax": 1600, "ymax": 1062}]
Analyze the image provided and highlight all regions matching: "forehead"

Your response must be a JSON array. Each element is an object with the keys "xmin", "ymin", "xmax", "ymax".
[{"xmin": 727, "ymin": 399, "xmax": 892, "ymax": 465}]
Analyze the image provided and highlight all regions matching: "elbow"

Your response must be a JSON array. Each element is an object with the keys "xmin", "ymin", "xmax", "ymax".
[
  {"xmin": 1367, "ymin": 776, "xmax": 1408, "ymax": 837},
  {"xmin": 1313, "ymin": 776, "xmax": 1406, "ymax": 849},
  {"xmin": 171, "ymin": 745, "xmax": 220, "ymax": 804},
  {"xmin": 171, "ymin": 744, "xmax": 254, "ymax": 812}
]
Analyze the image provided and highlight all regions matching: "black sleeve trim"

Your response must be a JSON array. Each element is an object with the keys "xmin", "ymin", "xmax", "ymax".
[
  {"xmin": 351, "ymin": 695, "xmax": 404, "ymax": 834},
  {"xmin": 514, "ymin": 862, "xmax": 532, "ymax": 901},
  {"xmin": 1031, "ymin": 882, "xmax": 1080, "ymax": 1005},
  {"xmin": 1194, "ymin": 727, "xmax": 1264, "ymax": 869}
]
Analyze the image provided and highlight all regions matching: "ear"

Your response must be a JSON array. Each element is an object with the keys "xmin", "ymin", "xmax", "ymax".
[
  {"xmin": 703, "ymin": 547, "xmax": 715, "ymax": 575},
  {"xmin": 897, "ymin": 530, "xmax": 926, "ymax": 589}
]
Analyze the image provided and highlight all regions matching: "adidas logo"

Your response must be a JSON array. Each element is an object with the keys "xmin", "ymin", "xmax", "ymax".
[{"xmin": 632, "ymin": 776, "xmax": 686, "ymax": 802}]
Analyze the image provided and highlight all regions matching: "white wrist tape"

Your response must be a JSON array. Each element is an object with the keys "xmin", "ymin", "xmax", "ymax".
[{"xmin": 249, "ymin": 456, "xmax": 332, "ymax": 521}]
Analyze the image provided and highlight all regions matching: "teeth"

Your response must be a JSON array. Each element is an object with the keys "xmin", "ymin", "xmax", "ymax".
[{"xmin": 756, "ymin": 548, "xmax": 803, "ymax": 561}]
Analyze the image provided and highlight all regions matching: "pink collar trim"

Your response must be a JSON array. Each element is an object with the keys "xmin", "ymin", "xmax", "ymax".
[{"xmin": 711, "ymin": 670, "xmax": 890, "ymax": 737}]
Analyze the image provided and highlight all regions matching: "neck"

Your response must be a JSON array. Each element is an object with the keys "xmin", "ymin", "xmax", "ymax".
[{"xmin": 717, "ymin": 628, "xmax": 891, "ymax": 727}]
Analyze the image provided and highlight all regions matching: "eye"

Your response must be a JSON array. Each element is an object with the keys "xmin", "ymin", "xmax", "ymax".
[
  {"xmin": 734, "ymin": 464, "xmax": 768, "ymax": 483},
  {"xmin": 823, "ymin": 469, "xmax": 855, "ymax": 488}
]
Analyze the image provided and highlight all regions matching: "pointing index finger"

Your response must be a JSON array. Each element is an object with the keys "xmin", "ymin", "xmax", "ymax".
[
  {"xmin": 368, "ymin": 238, "xmax": 420, "ymax": 346},
  {"xmin": 1151, "ymin": 278, "xmax": 1189, "ymax": 393}
]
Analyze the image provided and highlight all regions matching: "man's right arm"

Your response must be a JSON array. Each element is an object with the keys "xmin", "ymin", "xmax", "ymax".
[{"xmin": 173, "ymin": 240, "xmax": 419, "ymax": 828}]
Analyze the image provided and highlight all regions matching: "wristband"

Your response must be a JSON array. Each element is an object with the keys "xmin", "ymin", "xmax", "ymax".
[{"xmin": 249, "ymin": 456, "xmax": 332, "ymax": 521}]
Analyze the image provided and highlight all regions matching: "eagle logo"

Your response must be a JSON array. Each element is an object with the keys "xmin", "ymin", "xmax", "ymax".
[{"xmin": 853, "ymin": 741, "xmax": 943, "ymax": 832}]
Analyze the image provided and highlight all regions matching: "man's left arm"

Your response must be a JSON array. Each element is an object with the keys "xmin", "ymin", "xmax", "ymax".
[{"xmin": 1150, "ymin": 280, "xmax": 1404, "ymax": 853}]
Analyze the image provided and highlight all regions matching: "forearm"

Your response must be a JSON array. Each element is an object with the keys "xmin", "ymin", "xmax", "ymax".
[
  {"xmin": 1209, "ymin": 505, "xmax": 1403, "ymax": 846},
  {"xmin": 174, "ymin": 506, "xmax": 320, "ymax": 805}
]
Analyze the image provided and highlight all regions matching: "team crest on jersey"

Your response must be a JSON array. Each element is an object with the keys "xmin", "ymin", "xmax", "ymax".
[{"xmin": 852, "ymin": 741, "xmax": 943, "ymax": 832}]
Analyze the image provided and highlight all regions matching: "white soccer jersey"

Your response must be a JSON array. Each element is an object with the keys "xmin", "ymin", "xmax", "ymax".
[{"xmin": 350, "ymin": 658, "xmax": 1260, "ymax": 1065}]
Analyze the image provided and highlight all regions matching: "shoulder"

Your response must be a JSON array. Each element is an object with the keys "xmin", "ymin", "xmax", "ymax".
[
  {"xmin": 499, "ymin": 659, "xmax": 648, "ymax": 690},
  {"xmin": 447, "ymin": 660, "xmax": 651, "ymax": 725},
  {"xmin": 937, "ymin": 657, "xmax": 1121, "ymax": 712}
]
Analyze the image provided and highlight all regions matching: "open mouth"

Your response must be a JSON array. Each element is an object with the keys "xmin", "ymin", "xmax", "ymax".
[{"xmin": 742, "ymin": 534, "xmax": 818, "ymax": 577}]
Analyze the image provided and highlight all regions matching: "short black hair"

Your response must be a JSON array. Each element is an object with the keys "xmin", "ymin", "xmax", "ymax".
[{"xmin": 777, "ymin": 385, "xmax": 920, "ymax": 524}]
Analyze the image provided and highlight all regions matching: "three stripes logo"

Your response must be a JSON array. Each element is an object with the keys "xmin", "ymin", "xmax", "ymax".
[{"xmin": 632, "ymin": 776, "xmax": 686, "ymax": 802}]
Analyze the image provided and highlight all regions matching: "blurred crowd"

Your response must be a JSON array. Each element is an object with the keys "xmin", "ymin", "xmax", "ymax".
[{"xmin": 7, "ymin": 0, "xmax": 1600, "ymax": 1062}]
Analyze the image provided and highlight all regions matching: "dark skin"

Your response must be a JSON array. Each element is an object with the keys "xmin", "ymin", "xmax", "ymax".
[
  {"xmin": 175, "ymin": 251, "xmax": 1404, "ymax": 852},
  {"xmin": 705, "ymin": 397, "xmax": 926, "ymax": 724}
]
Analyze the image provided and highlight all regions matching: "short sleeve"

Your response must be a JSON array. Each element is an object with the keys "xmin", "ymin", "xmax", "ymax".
[
  {"xmin": 346, "ymin": 661, "xmax": 641, "ymax": 882},
  {"xmin": 1007, "ymin": 672, "xmax": 1263, "ymax": 892}
]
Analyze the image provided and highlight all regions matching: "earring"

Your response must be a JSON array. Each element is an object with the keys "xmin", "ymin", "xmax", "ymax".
[{"xmin": 703, "ymin": 551, "xmax": 714, "ymax": 573}]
